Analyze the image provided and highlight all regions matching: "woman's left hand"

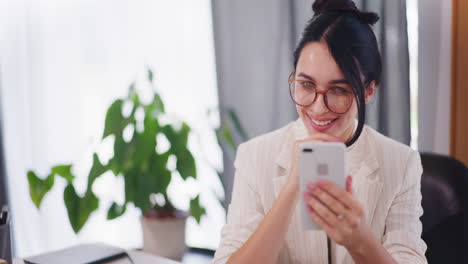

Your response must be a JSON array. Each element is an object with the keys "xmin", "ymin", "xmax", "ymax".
[{"xmin": 303, "ymin": 175, "xmax": 369, "ymax": 250}]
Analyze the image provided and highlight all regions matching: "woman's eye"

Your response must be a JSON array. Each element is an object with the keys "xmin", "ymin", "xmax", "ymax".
[
  {"xmin": 331, "ymin": 87, "xmax": 350, "ymax": 94},
  {"xmin": 299, "ymin": 81, "xmax": 314, "ymax": 89}
]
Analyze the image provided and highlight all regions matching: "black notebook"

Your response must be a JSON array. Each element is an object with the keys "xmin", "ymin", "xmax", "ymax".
[{"xmin": 24, "ymin": 243, "xmax": 129, "ymax": 264}]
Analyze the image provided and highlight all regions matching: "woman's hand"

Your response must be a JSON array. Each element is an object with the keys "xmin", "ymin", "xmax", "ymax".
[
  {"xmin": 287, "ymin": 133, "xmax": 343, "ymax": 191},
  {"xmin": 303, "ymin": 176, "xmax": 370, "ymax": 251}
]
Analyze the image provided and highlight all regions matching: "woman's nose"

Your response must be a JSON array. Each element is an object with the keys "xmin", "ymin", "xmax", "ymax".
[{"xmin": 309, "ymin": 93, "xmax": 329, "ymax": 115}]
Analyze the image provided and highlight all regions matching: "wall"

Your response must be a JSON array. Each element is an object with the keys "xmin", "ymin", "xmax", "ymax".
[{"xmin": 451, "ymin": 0, "xmax": 468, "ymax": 165}]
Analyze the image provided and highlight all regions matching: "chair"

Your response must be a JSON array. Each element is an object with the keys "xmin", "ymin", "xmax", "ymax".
[{"xmin": 420, "ymin": 152, "xmax": 468, "ymax": 263}]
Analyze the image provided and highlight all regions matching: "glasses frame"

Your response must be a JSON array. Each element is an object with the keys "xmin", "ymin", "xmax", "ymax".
[{"xmin": 288, "ymin": 71, "xmax": 354, "ymax": 114}]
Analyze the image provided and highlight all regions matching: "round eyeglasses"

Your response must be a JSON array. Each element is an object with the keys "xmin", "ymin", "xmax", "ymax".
[{"xmin": 288, "ymin": 72, "xmax": 354, "ymax": 114}]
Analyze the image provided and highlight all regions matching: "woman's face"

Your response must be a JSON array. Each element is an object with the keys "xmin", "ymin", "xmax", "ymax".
[{"xmin": 294, "ymin": 41, "xmax": 375, "ymax": 142}]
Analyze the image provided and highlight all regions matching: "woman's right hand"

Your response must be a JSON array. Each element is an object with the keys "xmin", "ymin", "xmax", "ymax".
[{"xmin": 286, "ymin": 133, "xmax": 344, "ymax": 193}]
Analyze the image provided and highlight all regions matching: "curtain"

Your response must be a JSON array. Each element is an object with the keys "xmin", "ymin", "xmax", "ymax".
[
  {"xmin": 359, "ymin": 0, "xmax": 412, "ymax": 145},
  {"xmin": 0, "ymin": 67, "xmax": 14, "ymax": 260},
  {"xmin": 211, "ymin": 0, "xmax": 311, "ymax": 206},
  {"xmin": 212, "ymin": 0, "xmax": 412, "ymax": 206},
  {"xmin": 417, "ymin": 0, "xmax": 453, "ymax": 154}
]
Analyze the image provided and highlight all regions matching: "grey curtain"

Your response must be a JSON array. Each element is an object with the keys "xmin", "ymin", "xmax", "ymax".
[
  {"xmin": 211, "ymin": 0, "xmax": 310, "ymax": 205},
  {"xmin": 0, "ymin": 68, "xmax": 13, "ymax": 261},
  {"xmin": 211, "ymin": 0, "xmax": 411, "ymax": 206},
  {"xmin": 0, "ymin": 70, "xmax": 8, "ymax": 212},
  {"xmin": 359, "ymin": 0, "xmax": 411, "ymax": 146}
]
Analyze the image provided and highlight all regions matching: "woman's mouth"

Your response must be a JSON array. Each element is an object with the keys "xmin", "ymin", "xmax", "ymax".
[{"xmin": 308, "ymin": 116, "xmax": 338, "ymax": 132}]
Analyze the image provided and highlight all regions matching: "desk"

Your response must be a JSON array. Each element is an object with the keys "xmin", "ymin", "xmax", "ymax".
[
  {"xmin": 14, "ymin": 247, "xmax": 213, "ymax": 264},
  {"xmin": 15, "ymin": 250, "xmax": 181, "ymax": 264}
]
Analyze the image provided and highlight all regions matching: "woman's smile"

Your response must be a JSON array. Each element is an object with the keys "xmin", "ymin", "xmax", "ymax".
[{"xmin": 308, "ymin": 114, "xmax": 339, "ymax": 132}]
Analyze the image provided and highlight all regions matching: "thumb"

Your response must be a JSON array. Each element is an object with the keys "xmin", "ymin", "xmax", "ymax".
[{"xmin": 346, "ymin": 175, "xmax": 353, "ymax": 194}]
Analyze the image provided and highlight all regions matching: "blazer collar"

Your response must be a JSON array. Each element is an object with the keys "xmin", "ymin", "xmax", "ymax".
[{"xmin": 275, "ymin": 118, "xmax": 380, "ymax": 179}]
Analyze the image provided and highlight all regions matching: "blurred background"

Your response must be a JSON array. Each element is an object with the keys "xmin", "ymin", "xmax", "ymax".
[{"xmin": 0, "ymin": 0, "xmax": 466, "ymax": 263}]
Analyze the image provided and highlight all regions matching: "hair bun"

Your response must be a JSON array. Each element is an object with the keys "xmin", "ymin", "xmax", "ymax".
[
  {"xmin": 357, "ymin": 11, "xmax": 380, "ymax": 25},
  {"xmin": 312, "ymin": 0, "xmax": 380, "ymax": 25},
  {"xmin": 312, "ymin": 0, "xmax": 358, "ymax": 14}
]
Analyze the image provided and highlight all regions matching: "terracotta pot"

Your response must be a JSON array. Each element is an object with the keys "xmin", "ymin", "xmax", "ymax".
[{"xmin": 140, "ymin": 210, "xmax": 188, "ymax": 261}]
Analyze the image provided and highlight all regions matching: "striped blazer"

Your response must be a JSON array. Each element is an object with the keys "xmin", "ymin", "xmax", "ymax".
[{"xmin": 213, "ymin": 119, "xmax": 427, "ymax": 264}]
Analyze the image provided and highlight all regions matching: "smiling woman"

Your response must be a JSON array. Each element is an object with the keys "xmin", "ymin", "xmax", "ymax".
[{"xmin": 213, "ymin": 0, "xmax": 427, "ymax": 263}]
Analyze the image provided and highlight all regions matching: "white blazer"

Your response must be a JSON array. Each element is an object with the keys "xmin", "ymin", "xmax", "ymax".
[{"xmin": 213, "ymin": 119, "xmax": 427, "ymax": 264}]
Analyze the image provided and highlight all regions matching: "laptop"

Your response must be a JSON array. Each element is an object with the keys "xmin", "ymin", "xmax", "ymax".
[{"xmin": 24, "ymin": 243, "xmax": 129, "ymax": 264}]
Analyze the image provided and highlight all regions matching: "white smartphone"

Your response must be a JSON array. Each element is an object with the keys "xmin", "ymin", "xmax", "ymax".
[{"xmin": 299, "ymin": 142, "xmax": 346, "ymax": 230}]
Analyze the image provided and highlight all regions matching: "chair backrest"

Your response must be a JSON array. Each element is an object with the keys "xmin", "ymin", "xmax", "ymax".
[{"xmin": 420, "ymin": 152, "xmax": 468, "ymax": 264}]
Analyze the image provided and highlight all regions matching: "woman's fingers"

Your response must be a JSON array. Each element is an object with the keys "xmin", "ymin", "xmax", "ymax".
[
  {"xmin": 346, "ymin": 175, "xmax": 353, "ymax": 194},
  {"xmin": 303, "ymin": 192, "xmax": 341, "ymax": 228},
  {"xmin": 303, "ymin": 179, "xmax": 366, "ymax": 245},
  {"xmin": 304, "ymin": 195, "xmax": 353, "ymax": 243},
  {"xmin": 306, "ymin": 205, "xmax": 338, "ymax": 237},
  {"xmin": 315, "ymin": 178, "xmax": 362, "ymax": 214},
  {"xmin": 304, "ymin": 184, "xmax": 357, "ymax": 232},
  {"xmin": 306, "ymin": 183, "xmax": 347, "ymax": 217}
]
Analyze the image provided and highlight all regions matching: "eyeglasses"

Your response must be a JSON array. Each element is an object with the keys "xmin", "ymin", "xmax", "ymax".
[{"xmin": 288, "ymin": 72, "xmax": 354, "ymax": 114}]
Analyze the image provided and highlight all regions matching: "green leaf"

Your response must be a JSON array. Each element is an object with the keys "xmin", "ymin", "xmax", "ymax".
[
  {"xmin": 133, "ymin": 153, "xmax": 172, "ymax": 213},
  {"xmin": 63, "ymin": 184, "xmax": 99, "ymax": 233},
  {"xmin": 102, "ymin": 99, "xmax": 130, "ymax": 139},
  {"xmin": 107, "ymin": 202, "xmax": 127, "ymax": 220},
  {"xmin": 27, "ymin": 171, "xmax": 55, "ymax": 209},
  {"xmin": 189, "ymin": 195, "xmax": 206, "ymax": 224},
  {"xmin": 161, "ymin": 123, "xmax": 190, "ymax": 153},
  {"xmin": 133, "ymin": 172, "xmax": 153, "ymax": 213},
  {"xmin": 132, "ymin": 115, "xmax": 159, "ymax": 165},
  {"xmin": 148, "ymin": 68, "xmax": 154, "ymax": 83},
  {"xmin": 51, "ymin": 165, "xmax": 74, "ymax": 183},
  {"xmin": 146, "ymin": 93, "xmax": 165, "ymax": 116},
  {"xmin": 227, "ymin": 109, "xmax": 249, "ymax": 142},
  {"xmin": 107, "ymin": 158, "xmax": 120, "ymax": 176},
  {"xmin": 112, "ymin": 135, "xmax": 135, "ymax": 171},
  {"xmin": 219, "ymin": 125, "xmax": 236, "ymax": 151},
  {"xmin": 127, "ymin": 82, "xmax": 136, "ymax": 99},
  {"xmin": 150, "ymin": 152, "xmax": 172, "ymax": 193},
  {"xmin": 161, "ymin": 123, "xmax": 195, "ymax": 180},
  {"xmin": 123, "ymin": 168, "xmax": 139, "ymax": 203},
  {"xmin": 86, "ymin": 153, "xmax": 107, "ymax": 192},
  {"xmin": 176, "ymin": 148, "xmax": 196, "ymax": 180},
  {"xmin": 131, "ymin": 93, "xmax": 140, "ymax": 108}
]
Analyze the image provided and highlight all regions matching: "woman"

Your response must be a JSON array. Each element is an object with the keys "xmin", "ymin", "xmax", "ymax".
[{"xmin": 213, "ymin": 0, "xmax": 427, "ymax": 263}]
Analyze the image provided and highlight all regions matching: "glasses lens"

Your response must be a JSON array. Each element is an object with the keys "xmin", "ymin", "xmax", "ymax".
[
  {"xmin": 289, "ymin": 80, "xmax": 316, "ymax": 106},
  {"xmin": 326, "ymin": 88, "xmax": 353, "ymax": 114}
]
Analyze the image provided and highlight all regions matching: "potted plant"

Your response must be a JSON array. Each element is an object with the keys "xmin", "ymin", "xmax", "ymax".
[{"xmin": 27, "ymin": 69, "xmax": 207, "ymax": 260}]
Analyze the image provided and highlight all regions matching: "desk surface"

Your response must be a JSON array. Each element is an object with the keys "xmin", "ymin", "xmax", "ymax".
[{"xmin": 15, "ymin": 250, "xmax": 182, "ymax": 264}]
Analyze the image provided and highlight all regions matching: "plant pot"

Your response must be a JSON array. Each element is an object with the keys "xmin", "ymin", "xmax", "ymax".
[{"xmin": 140, "ymin": 210, "xmax": 188, "ymax": 261}]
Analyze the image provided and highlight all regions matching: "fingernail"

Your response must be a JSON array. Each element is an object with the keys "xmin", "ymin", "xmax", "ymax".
[
  {"xmin": 307, "ymin": 183, "xmax": 316, "ymax": 191},
  {"xmin": 316, "ymin": 179, "xmax": 326, "ymax": 186}
]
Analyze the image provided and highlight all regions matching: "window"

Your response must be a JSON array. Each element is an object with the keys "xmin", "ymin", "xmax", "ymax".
[
  {"xmin": 407, "ymin": 0, "xmax": 419, "ymax": 149},
  {"xmin": 0, "ymin": 0, "xmax": 223, "ymax": 256}
]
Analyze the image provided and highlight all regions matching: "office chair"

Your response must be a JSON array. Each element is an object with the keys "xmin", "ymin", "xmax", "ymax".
[{"xmin": 420, "ymin": 152, "xmax": 468, "ymax": 264}]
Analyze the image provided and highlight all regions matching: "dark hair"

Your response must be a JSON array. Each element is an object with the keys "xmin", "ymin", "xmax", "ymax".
[{"xmin": 293, "ymin": 0, "xmax": 382, "ymax": 147}]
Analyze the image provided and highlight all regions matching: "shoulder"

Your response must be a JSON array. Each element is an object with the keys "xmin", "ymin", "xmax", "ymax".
[
  {"xmin": 366, "ymin": 126, "xmax": 418, "ymax": 162},
  {"xmin": 364, "ymin": 126, "xmax": 422, "ymax": 183},
  {"xmin": 235, "ymin": 121, "xmax": 294, "ymax": 166}
]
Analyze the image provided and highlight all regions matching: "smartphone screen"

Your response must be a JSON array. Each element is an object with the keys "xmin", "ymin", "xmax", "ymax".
[{"xmin": 299, "ymin": 142, "xmax": 346, "ymax": 230}]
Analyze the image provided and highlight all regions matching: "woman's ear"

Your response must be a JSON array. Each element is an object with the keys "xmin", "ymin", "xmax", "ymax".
[{"xmin": 365, "ymin": 81, "xmax": 377, "ymax": 104}]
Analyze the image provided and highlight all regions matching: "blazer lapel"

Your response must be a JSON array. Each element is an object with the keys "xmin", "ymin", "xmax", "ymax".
[{"xmin": 273, "ymin": 119, "xmax": 383, "ymax": 226}]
